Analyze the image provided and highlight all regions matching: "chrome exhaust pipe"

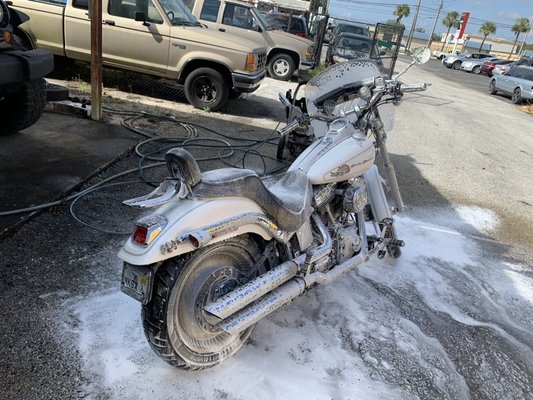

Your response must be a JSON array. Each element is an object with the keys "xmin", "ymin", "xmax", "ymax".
[
  {"xmin": 217, "ymin": 252, "xmax": 368, "ymax": 335},
  {"xmin": 218, "ymin": 278, "xmax": 306, "ymax": 335},
  {"xmin": 204, "ymin": 255, "xmax": 305, "ymax": 320}
]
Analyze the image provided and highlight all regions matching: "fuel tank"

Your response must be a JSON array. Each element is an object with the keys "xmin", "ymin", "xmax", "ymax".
[{"xmin": 289, "ymin": 118, "xmax": 375, "ymax": 185}]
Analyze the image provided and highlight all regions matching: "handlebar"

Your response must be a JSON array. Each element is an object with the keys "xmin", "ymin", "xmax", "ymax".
[
  {"xmin": 399, "ymin": 82, "xmax": 430, "ymax": 93},
  {"xmin": 277, "ymin": 116, "xmax": 302, "ymax": 136}
]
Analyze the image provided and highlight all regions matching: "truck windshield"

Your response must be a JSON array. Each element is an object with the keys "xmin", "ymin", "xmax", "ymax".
[
  {"xmin": 250, "ymin": 7, "xmax": 273, "ymax": 31},
  {"xmin": 159, "ymin": 0, "xmax": 202, "ymax": 26}
]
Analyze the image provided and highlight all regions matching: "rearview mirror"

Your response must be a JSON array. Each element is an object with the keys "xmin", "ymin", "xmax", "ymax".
[
  {"xmin": 135, "ymin": 12, "xmax": 150, "ymax": 26},
  {"xmin": 412, "ymin": 47, "xmax": 431, "ymax": 64}
]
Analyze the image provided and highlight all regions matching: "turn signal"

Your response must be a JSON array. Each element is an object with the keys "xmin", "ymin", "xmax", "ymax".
[
  {"xmin": 245, "ymin": 53, "xmax": 257, "ymax": 71},
  {"xmin": 3, "ymin": 31, "xmax": 11, "ymax": 44}
]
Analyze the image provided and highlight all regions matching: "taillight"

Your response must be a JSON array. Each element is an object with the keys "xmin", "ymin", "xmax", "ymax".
[
  {"xmin": 132, "ymin": 215, "xmax": 167, "ymax": 246},
  {"xmin": 133, "ymin": 226, "xmax": 148, "ymax": 245},
  {"xmin": 297, "ymin": 32, "xmax": 306, "ymax": 38}
]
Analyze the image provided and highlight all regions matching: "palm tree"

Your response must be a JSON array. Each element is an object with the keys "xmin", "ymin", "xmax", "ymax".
[
  {"xmin": 394, "ymin": 4, "xmax": 410, "ymax": 26},
  {"xmin": 478, "ymin": 22, "xmax": 496, "ymax": 52},
  {"xmin": 509, "ymin": 18, "xmax": 531, "ymax": 59},
  {"xmin": 440, "ymin": 11, "xmax": 460, "ymax": 51}
]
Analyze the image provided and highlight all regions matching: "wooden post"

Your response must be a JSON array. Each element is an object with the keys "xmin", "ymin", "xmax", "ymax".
[{"xmin": 90, "ymin": 0, "xmax": 103, "ymax": 121}]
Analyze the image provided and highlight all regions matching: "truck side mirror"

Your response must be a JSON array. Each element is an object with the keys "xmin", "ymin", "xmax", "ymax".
[{"xmin": 135, "ymin": 12, "xmax": 149, "ymax": 26}]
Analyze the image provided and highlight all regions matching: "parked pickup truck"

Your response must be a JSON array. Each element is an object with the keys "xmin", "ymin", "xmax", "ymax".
[
  {"xmin": 186, "ymin": 0, "xmax": 314, "ymax": 81},
  {"xmin": 1, "ymin": 0, "xmax": 54, "ymax": 135},
  {"xmin": 10, "ymin": 0, "xmax": 267, "ymax": 111}
]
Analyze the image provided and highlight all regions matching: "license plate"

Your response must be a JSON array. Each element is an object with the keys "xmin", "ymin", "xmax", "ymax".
[{"xmin": 121, "ymin": 264, "xmax": 154, "ymax": 304}]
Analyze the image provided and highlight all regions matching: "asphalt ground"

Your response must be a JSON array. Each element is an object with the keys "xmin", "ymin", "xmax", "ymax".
[{"xmin": 0, "ymin": 57, "xmax": 532, "ymax": 399}]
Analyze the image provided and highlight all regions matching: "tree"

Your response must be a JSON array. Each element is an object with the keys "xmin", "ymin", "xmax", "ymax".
[
  {"xmin": 440, "ymin": 11, "xmax": 460, "ymax": 51},
  {"xmin": 509, "ymin": 18, "xmax": 531, "ymax": 58},
  {"xmin": 478, "ymin": 22, "xmax": 496, "ymax": 52},
  {"xmin": 394, "ymin": 4, "xmax": 410, "ymax": 26}
]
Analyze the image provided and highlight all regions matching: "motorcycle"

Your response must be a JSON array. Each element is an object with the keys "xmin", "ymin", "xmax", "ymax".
[{"xmin": 118, "ymin": 47, "xmax": 431, "ymax": 370}]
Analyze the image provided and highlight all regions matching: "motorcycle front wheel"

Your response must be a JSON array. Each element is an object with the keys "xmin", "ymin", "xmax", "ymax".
[{"xmin": 142, "ymin": 236, "xmax": 264, "ymax": 370}]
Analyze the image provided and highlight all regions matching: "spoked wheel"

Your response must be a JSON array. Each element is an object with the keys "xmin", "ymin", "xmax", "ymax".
[
  {"xmin": 472, "ymin": 66, "xmax": 481, "ymax": 74},
  {"xmin": 142, "ymin": 236, "xmax": 264, "ymax": 370},
  {"xmin": 452, "ymin": 61, "xmax": 461, "ymax": 70}
]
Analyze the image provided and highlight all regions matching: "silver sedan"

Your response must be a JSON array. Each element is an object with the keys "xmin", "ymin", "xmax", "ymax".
[{"xmin": 460, "ymin": 57, "xmax": 500, "ymax": 74}]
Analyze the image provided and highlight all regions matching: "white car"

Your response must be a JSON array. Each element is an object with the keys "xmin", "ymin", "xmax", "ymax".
[{"xmin": 443, "ymin": 52, "xmax": 492, "ymax": 70}]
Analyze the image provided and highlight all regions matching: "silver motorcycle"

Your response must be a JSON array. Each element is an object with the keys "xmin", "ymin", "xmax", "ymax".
[{"xmin": 118, "ymin": 47, "xmax": 431, "ymax": 370}]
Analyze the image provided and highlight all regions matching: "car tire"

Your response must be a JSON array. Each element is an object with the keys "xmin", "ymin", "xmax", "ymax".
[
  {"xmin": 184, "ymin": 68, "xmax": 229, "ymax": 111},
  {"xmin": 0, "ymin": 79, "xmax": 46, "ymax": 135},
  {"xmin": 452, "ymin": 61, "xmax": 461, "ymax": 70},
  {"xmin": 489, "ymin": 80, "xmax": 498, "ymax": 95},
  {"xmin": 267, "ymin": 53, "xmax": 295, "ymax": 81},
  {"xmin": 472, "ymin": 66, "xmax": 481, "ymax": 74},
  {"xmin": 511, "ymin": 88, "xmax": 522, "ymax": 104}
]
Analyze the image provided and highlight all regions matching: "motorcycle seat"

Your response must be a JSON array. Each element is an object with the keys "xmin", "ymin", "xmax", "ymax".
[{"xmin": 192, "ymin": 167, "xmax": 313, "ymax": 233}]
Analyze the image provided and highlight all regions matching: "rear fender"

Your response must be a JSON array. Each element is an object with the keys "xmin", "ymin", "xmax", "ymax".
[{"xmin": 118, "ymin": 197, "xmax": 286, "ymax": 265}]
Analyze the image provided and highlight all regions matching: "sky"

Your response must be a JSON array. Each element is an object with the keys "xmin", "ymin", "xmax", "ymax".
[{"xmin": 328, "ymin": 0, "xmax": 533, "ymax": 42}]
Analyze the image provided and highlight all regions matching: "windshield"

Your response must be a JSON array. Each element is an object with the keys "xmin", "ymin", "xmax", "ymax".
[
  {"xmin": 334, "ymin": 36, "xmax": 372, "ymax": 53},
  {"xmin": 251, "ymin": 8, "xmax": 273, "ymax": 30},
  {"xmin": 305, "ymin": 60, "xmax": 382, "ymax": 112},
  {"xmin": 159, "ymin": 0, "xmax": 201, "ymax": 26}
]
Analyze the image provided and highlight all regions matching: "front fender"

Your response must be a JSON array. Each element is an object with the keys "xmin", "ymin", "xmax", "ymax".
[{"xmin": 118, "ymin": 197, "xmax": 282, "ymax": 265}]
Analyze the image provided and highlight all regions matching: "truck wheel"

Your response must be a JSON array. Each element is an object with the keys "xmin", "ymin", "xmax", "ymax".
[
  {"xmin": 184, "ymin": 68, "xmax": 229, "ymax": 111},
  {"xmin": 142, "ymin": 236, "xmax": 264, "ymax": 370},
  {"xmin": 268, "ymin": 53, "xmax": 295, "ymax": 81},
  {"xmin": 0, "ymin": 79, "xmax": 46, "ymax": 135}
]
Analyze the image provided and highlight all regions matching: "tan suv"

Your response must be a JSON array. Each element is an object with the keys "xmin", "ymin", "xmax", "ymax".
[
  {"xmin": 11, "ymin": 0, "xmax": 267, "ymax": 110},
  {"xmin": 186, "ymin": 0, "xmax": 315, "ymax": 80}
]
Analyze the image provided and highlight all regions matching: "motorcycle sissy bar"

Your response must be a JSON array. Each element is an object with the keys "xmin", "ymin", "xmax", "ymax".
[{"xmin": 122, "ymin": 178, "xmax": 189, "ymax": 208}]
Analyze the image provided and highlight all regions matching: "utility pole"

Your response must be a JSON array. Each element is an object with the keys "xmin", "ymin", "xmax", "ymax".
[
  {"xmin": 406, "ymin": 0, "xmax": 422, "ymax": 51},
  {"xmin": 427, "ymin": 0, "xmax": 443, "ymax": 47},
  {"xmin": 90, "ymin": 0, "xmax": 103, "ymax": 122}
]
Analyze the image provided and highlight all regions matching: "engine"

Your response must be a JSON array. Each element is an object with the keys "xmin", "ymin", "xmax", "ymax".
[{"xmin": 313, "ymin": 178, "xmax": 367, "ymax": 265}]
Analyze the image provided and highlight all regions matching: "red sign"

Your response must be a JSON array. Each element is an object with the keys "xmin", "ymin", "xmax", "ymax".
[{"xmin": 458, "ymin": 12, "xmax": 470, "ymax": 39}]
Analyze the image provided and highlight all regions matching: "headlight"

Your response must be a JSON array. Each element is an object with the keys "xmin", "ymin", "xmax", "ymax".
[
  {"xmin": 0, "ymin": 1, "xmax": 10, "ymax": 29},
  {"xmin": 332, "ymin": 55, "xmax": 349, "ymax": 63}
]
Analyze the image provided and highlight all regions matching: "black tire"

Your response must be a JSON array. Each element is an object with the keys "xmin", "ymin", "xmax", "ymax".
[
  {"xmin": 267, "ymin": 53, "xmax": 295, "ymax": 81},
  {"xmin": 452, "ymin": 61, "xmax": 461, "ymax": 70},
  {"xmin": 511, "ymin": 88, "xmax": 522, "ymax": 104},
  {"xmin": 489, "ymin": 80, "xmax": 497, "ymax": 95},
  {"xmin": 142, "ymin": 236, "xmax": 265, "ymax": 370},
  {"xmin": 184, "ymin": 68, "xmax": 229, "ymax": 111},
  {"xmin": 46, "ymin": 83, "xmax": 69, "ymax": 101},
  {"xmin": 472, "ymin": 66, "xmax": 481, "ymax": 74},
  {"xmin": 0, "ymin": 79, "xmax": 46, "ymax": 135}
]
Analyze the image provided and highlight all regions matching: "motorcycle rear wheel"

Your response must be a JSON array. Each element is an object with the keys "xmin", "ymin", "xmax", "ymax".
[{"xmin": 142, "ymin": 236, "xmax": 263, "ymax": 370}]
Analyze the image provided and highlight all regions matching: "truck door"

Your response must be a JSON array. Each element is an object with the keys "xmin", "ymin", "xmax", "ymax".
[
  {"xmin": 64, "ymin": 0, "xmax": 170, "ymax": 75},
  {"xmin": 103, "ymin": 0, "xmax": 170, "ymax": 75},
  {"xmin": 218, "ymin": 3, "xmax": 264, "ymax": 46}
]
